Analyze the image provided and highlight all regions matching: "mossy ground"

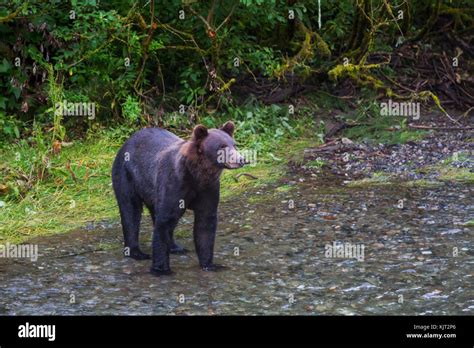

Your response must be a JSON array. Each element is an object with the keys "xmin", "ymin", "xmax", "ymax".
[
  {"xmin": 346, "ymin": 164, "xmax": 473, "ymax": 188},
  {"xmin": 346, "ymin": 172, "xmax": 392, "ymax": 187}
]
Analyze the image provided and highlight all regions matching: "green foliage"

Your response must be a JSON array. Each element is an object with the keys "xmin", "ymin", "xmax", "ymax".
[
  {"xmin": 179, "ymin": 66, "xmax": 206, "ymax": 106},
  {"xmin": 0, "ymin": 0, "xmax": 470, "ymax": 142},
  {"xmin": 121, "ymin": 95, "xmax": 142, "ymax": 124},
  {"xmin": 306, "ymin": 158, "xmax": 326, "ymax": 169},
  {"xmin": 224, "ymin": 102, "xmax": 308, "ymax": 154},
  {"xmin": 342, "ymin": 101, "xmax": 427, "ymax": 144},
  {"xmin": 0, "ymin": 113, "xmax": 20, "ymax": 140}
]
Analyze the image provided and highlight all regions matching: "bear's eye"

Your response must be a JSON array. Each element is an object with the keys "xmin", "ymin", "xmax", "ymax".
[{"xmin": 219, "ymin": 144, "xmax": 227, "ymax": 149}]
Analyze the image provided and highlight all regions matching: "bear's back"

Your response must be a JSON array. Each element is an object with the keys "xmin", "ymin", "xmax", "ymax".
[
  {"xmin": 129, "ymin": 127, "xmax": 181, "ymax": 152},
  {"xmin": 113, "ymin": 128, "xmax": 186, "ymax": 205}
]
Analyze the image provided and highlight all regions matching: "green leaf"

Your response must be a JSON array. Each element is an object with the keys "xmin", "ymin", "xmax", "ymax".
[
  {"xmin": 0, "ymin": 96, "xmax": 6, "ymax": 109},
  {"xmin": 0, "ymin": 59, "xmax": 12, "ymax": 73}
]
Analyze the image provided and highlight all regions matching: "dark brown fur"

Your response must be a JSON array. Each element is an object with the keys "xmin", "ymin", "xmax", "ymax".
[{"xmin": 111, "ymin": 122, "xmax": 245, "ymax": 275}]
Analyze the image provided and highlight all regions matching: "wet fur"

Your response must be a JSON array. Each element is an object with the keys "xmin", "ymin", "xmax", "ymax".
[{"xmin": 112, "ymin": 125, "xmax": 235, "ymax": 275}]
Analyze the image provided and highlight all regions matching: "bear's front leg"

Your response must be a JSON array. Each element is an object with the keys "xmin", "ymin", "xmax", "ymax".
[
  {"xmin": 193, "ymin": 212, "xmax": 226, "ymax": 271},
  {"xmin": 150, "ymin": 217, "xmax": 179, "ymax": 276}
]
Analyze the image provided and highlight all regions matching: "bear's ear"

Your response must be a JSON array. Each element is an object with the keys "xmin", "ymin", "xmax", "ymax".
[
  {"xmin": 192, "ymin": 124, "xmax": 208, "ymax": 141},
  {"xmin": 220, "ymin": 121, "xmax": 235, "ymax": 137}
]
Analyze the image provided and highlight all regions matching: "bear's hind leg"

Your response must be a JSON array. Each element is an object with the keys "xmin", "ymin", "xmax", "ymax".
[
  {"xmin": 170, "ymin": 242, "xmax": 188, "ymax": 255},
  {"xmin": 170, "ymin": 229, "xmax": 188, "ymax": 255},
  {"xmin": 150, "ymin": 206, "xmax": 187, "ymax": 255},
  {"xmin": 118, "ymin": 195, "xmax": 149, "ymax": 260},
  {"xmin": 150, "ymin": 216, "xmax": 180, "ymax": 276}
]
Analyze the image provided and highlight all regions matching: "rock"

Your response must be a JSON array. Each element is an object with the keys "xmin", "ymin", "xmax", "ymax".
[{"xmin": 342, "ymin": 138, "xmax": 353, "ymax": 145}]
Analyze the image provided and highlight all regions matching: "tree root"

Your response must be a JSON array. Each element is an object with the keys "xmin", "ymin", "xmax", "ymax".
[{"xmin": 233, "ymin": 173, "xmax": 258, "ymax": 182}]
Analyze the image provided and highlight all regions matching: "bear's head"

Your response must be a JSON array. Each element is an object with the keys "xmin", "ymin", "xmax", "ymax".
[{"xmin": 191, "ymin": 121, "xmax": 247, "ymax": 170}]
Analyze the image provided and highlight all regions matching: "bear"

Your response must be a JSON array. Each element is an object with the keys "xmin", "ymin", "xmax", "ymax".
[{"xmin": 111, "ymin": 121, "xmax": 246, "ymax": 276}]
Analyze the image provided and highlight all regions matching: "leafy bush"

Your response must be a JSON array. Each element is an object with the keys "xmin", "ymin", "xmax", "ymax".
[{"xmin": 0, "ymin": 0, "xmax": 470, "ymax": 141}]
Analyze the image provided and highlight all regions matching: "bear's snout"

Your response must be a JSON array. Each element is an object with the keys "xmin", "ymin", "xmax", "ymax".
[{"xmin": 218, "ymin": 147, "xmax": 246, "ymax": 169}]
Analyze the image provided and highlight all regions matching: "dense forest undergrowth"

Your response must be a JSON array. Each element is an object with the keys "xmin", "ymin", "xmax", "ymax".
[{"xmin": 0, "ymin": 0, "xmax": 473, "ymax": 241}]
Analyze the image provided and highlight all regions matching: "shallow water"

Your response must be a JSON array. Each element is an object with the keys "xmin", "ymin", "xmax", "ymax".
[{"xmin": 0, "ymin": 174, "xmax": 473, "ymax": 315}]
